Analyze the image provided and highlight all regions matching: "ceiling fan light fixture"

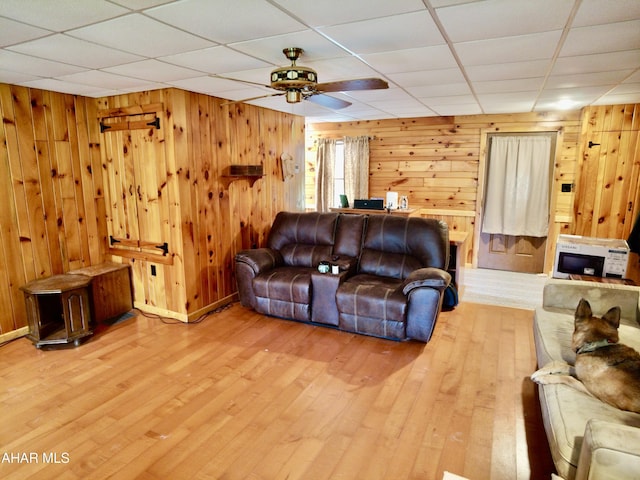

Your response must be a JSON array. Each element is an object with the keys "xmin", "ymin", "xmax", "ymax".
[
  {"xmin": 271, "ymin": 65, "xmax": 317, "ymax": 90},
  {"xmin": 285, "ymin": 90, "xmax": 302, "ymax": 104}
]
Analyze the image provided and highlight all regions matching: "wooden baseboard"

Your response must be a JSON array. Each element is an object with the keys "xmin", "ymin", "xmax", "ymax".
[{"xmin": 0, "ymin": 326, "xmax": 29, "ymax": 344}]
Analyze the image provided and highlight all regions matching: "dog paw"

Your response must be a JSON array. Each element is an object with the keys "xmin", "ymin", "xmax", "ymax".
[{"xmin": 531, "ymin": 361, "xmax": 572, "ymax": 383}]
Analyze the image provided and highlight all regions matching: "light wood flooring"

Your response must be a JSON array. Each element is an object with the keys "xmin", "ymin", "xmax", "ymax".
[{"xmin": 0, "ymin": 301, "xmax": 554, "ymax": 480}]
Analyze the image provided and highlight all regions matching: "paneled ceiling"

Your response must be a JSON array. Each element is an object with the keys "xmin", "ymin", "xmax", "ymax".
[{"xmin": 1, "ymin": 0, "xmax": 639, "ymax": 123}]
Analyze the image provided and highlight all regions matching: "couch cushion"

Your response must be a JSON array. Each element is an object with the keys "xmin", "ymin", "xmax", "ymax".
[
  {"xmin": 253, "ymin": 267, "xmax": 313, "ymax": 304},
  {"xmin": 538, "ymin": 384, "xmax": 640, "ymax": 480},
  {"xmin": 336, "ymin": 274, "xmax": 407, "ymax": 339},
  {"xmin": 359, "ymin": 215, "xmax": 448, "ymax": 279},
  {"xmin": 267, "ymin": 212, "xmax": 338, "ymax": 267},
  {"xmin": 534, "ymin": 307, "xmax": 640, "ymax": 367}
]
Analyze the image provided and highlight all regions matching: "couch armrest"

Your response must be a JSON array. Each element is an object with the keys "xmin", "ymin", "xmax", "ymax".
[
  {"xmin": 575, "ymin": 419, "xmax": 640, "ymax": 480},
  {"xmin": 542, "ymin": 278, "xmax": 640, "ymax": 326},
  {"xmin": 402, "ymin": 267, "xmax": 451, "ymax": 295},
  {"xmin": 235, "ymin": 248, "xmax": 283, "ymax": 275}
]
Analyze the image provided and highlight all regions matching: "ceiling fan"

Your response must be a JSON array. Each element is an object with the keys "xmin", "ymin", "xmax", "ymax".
[{"xmin": 221, "ymin": 47, "xmax": 389, "ymax": 109}]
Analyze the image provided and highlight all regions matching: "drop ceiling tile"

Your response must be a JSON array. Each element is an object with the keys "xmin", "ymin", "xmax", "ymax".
[
  {"xmin": 270, "ymin": 0, "xmax": 426, "ymax": 27},
  {"xmin": 430, "ymin": 103, "xmax": 482, "ymax": 116},
  {"xmin": 344, "ymin": 87, "xmax": 416, "ymax": 103},
  {"xmin": 560, "ymin": 20, "xmax": 640, "ymax": 57},
  {"xmin": 466, "ymin": 60, "xmax": 551, "ymax": 81},
  {"xmin": 0, "ymin": 68, "xmax": 41, "ymax": 85},
  {"xmin": 318, "ymin": 11, "xmax": 445, "ymax": 55},
  {"xmin": 110, "ymin": 0, "xmax": 173, "ymax": 8},
  {"xmin": 572, "ymin": 0, "xmax": 640, "ymax": 27},
  {"xmin": 0, "ymin": 17, "xmax": 51, "ymax": 47},
  {"xmin": 56, "ymin": 70, "xmax": 150, "ymax": 90},
  {"xmin": 230, "ymin": 31, "xmax": 348, "ymax": 64},
  {"xmin": 160, "ymin": 46, "xmax": 270, "ymax": 75},
  {"xmin": 0, "ymin": 49, "xmax": 86, "ymax": 77},
  {"xmin": 594, "ymin": 90, "xmax": 640, "ymax": 105},
  {"xmin": 0, "ymin": 0, "xmax": 129, "ymax": 31},
  {"xmin": 304, "ymin": 57, "xmax": 380, "ymax": 83},
  {"xmin": 419, "ymin": 94, "xmax": 478, "ymax": 106},
  {"xmin": 362, "ymin": 45, "xmax": 458, "ymax": 74},
  {"xmin": 68, "ymin": 13, "xmax": 214, "ymax": 58},
  {"xmin": 103, "ymin": 59, "xmax": 203, "ymax": 82},
  {"xmin": 8, "ymin": 34, "xmax": 143, "ymax": 69},
  {"xmin": 146, "ymin": 0, "xmax": 305, "ymax": 44},
  {"xmin": 536, "ymin": 86, "xmax": 611, "ymax": 105},
  {"xmin": 455, "ymin": 30, "xmax": 563, "ymax": 66},
  {"xmin": 168, "ymin": 76, "xmax": 254, "ymax": 94},
  {"xmin": 546, "ymin": 70, "xmax": 634, "ymax": 89},
  {"xmin": 436, "ymin": 0, "xmax": 574, "ymax": 43},
  {"xmin": 473, "ymin": 77, "xmax": 545, "ymax": 94},
  {"xmin": 388, "ymin": 68, "xmax": 466, "ymax": 88},
  {"xmin": 552, "ymin": 50, "xmax": 640, "ymax": 75},
  {"xmin": 407, "ymin": 82, "xmax": 472, "ymax": 97},
  {"xmin": 18, "ymin": 78, "xmax": 110, "ymax": 96}
]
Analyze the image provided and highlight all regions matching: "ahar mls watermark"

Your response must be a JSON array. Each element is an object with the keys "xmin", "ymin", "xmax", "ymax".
[{"xmin": 1, "ymin": 452, "xmax": 70, "ymax": 464}]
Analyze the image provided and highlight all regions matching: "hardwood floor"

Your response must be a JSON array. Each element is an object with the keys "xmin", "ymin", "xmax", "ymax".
[{"xmin": 0, "ymin": 301, "xmax": 554, "ymax": 480}]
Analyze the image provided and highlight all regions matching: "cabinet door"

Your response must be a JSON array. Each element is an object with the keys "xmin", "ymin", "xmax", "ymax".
[{"xmin": 101, "ymin": 111, "xmax": 171, "ymax": 261}]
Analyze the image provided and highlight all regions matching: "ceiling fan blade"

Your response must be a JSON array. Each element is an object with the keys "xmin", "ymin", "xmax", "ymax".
[
  {"xmin": 221, "ymin": 92, "xmax": 285, "ymax": 106},
  {"xmin": 305, "ymin": 94, "xmax": 352, "ymax": 110},
  {"xmin": 315, "ymin": 78, "xmax": 389, "ymax": 93}
]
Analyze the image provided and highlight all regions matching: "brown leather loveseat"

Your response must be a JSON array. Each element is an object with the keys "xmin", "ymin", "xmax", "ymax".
[{"xmin": 235, "ymin": 211, "xmax": 451, "ymax": 342}]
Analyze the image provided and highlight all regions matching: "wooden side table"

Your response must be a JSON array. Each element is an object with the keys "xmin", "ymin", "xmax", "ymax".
[{"xmin": 21, "ymin": 274, "xmax": 93, "ymax": 348}]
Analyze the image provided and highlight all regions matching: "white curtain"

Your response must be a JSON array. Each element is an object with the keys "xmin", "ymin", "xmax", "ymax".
[
  {"xmin": 315, "ymin": 138, "xmax": 336, "ymax": 212},
  {"xmin": 344, "ymin": 136, "xmax": 369, "ymax": 202},
  {"xmin": 482, "ymin": 135, "xmax": 552, "ymax": 237}
]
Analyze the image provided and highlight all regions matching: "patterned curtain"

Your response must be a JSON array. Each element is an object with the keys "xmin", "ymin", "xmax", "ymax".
[
  {"xmin": 315, "ymin": 138, "xmax": 336, "ymax": 212},
  {"xmin": 344, "ymin": 135, "xmax": 369, "ymax": 202}
]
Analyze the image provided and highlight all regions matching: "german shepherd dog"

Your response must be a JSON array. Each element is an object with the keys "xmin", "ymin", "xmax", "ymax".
[{"xmin": 531, "ymin": 298, "xmax": 640, "ymax": 414}]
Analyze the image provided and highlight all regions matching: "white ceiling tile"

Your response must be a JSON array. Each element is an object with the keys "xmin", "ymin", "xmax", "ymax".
[
  {"xmin": 455, "ymin": 30, "xmax": 563, "ymax": 66},
  {"xmin": 8, "ymin": 34, "xmax": 143, "ymax": 69},
  {"xmin": 594, "ymin": 91, "xmax": 640, "ymax": 105},
  {"xmin": 419, "ymin": 94, "xmax": 478, "ymax": 106},
  {"xmin": 0, "ymin": 68, "xmax": 41, "ymax": 85},
  {"xmin": 536, "ymin": 86, "xmax": 612, "ymax": 105},
  {"xmin": 466, "ymin": 60, "xmax": 551, "ymax": 81},
  {"xmin": 0, "ymin": 0, "xmax": 129, "ymax": 31},
  {"xmin": 103, "ymin": 59, "xmax": 203, "ymax": 82},
  {"xmin": 388, "ymin": 68, "xmax": 466, "ymax": 88},
  {"xmin": 546, "ymin": 70, "xmax": 634, "ymax": 89},
  {"xmin": 110, "ymin": 0, "xmax": 174, "ymax": 8},
  {"xmin": 572, "ymin": 0, "xmax": 640, "ymax": 27},
  {"xmin": 18, "ymin": 78, "xmax": 110, "ymax": 96},
  {"xmin": 230, "ymin": 31, "xmax": 348, "ymax": 65},
  {"xmin": 318, "ymin": 11, "xmax": 445, "ymax": 55},
  {"xmin": 270, "ymin": 0, "xmax": 426, "ymax": 27},
  {"xmin": 430, "ymin": 103, "xmax": 482, "ymax": 115},
  {"xmin": 305, "ymin": 57, "xmax": 380, "ymax": 83},
  {"xmin": 68, "ymin": 14, "xmax": 214, "ymax": 57},
  {"xmin": 0, "ymin": 49, "xmax": 86, "ymax": 77},
  {"xmin": 436, "ymin": 0, "xmax": 574, "ymax": 43},
  {"xmin": 552, "ymin": 50, "xmax": 640, "ymax": 75},
  {"xmin": 362, "ymin": 45, "xmax": 458, "ymax": 74},
  {"xmin": 473, "ymin": 77, "xmax": 545, "ymax": 94},
  {"xmin": 56, "ymin": 70, "xmax": 150, "ymax": 89},
  {"xmin": 146, "ymin": 0, "xmax": 305, "ymax": 44},
  {"xmin": 560, "ymin": 20, "xmax": 640, "ymax": 57},
  {"xmin": 408, "ymin": 82, "xmax": 472, "ymax": 97},
  {"xmin": 0, "ymin": 17, "xmax": 51, "ymax": 47},
  {"xmin": 160, "ymin": 46, "xmax": 270, "ymax": 75},
  {"xmin": 168, "ymin": 76, "xmax": 253, "ymax": 94}
]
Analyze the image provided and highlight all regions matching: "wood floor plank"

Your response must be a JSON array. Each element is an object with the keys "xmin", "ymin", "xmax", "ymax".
[{"xmin": 0, "ymin": 301, "xmax": 555, "ymax": 480}]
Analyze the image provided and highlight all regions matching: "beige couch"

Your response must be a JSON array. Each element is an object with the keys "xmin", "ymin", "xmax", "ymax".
[{"xmin": 533, "ymin": 278, "xmax": 640, "ymax": 479}]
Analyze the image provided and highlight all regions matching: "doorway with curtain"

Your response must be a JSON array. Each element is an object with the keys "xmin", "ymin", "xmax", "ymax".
[{"xmin": 478, "ymin": 133, "xmax": 556, "ymax": 274}]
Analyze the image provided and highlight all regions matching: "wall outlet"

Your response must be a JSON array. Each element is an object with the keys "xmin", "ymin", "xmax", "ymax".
[
  {"xmin": 561, "ymin": 183, "xmax": 573, "ymax": 193},
  {"xmin": 150, "ymin": 265, "xmax": 156, "ymax": 276}
]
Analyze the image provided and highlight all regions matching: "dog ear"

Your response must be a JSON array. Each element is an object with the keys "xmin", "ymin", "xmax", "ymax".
[
  {"xmin": 602, "ymin": 306, "xmax": 621, "ymax": 329},
  {"xmin": 575, "ymin": 298, "xmax": 592, "ymax": 320}
]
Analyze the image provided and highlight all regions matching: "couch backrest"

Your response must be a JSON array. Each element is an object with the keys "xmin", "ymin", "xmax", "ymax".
[
  {"xmin": 359, "ymin": 215, "xmax": 449, "ymax": 279},
  {"xmin": 267, "ymin": 212, "xmax": 338, "ymax": 267},
  {"xmin": 333, "ymin": 213, "xmax": 367, "ymax": 258}
]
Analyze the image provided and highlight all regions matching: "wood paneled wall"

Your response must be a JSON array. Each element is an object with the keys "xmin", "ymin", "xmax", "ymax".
[
  {"xmin": 0, "ymin": 84, "xmax": 305, "ymax": 337},
  {"xmin": 307, "ymin": 111, "xmax": 582, "ymax": 269},
  {"xmin": 0, "ymin": 84, "xmax": 107, "ymax": 338},
  {"xmin": 97, "ymin": 89, "xmax": 305, "ymax": 321}
]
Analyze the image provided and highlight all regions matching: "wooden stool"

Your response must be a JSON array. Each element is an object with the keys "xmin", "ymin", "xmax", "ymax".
[{"xmin": 21, "ymin": 274, "xmax": 92, "ymax": 348}]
